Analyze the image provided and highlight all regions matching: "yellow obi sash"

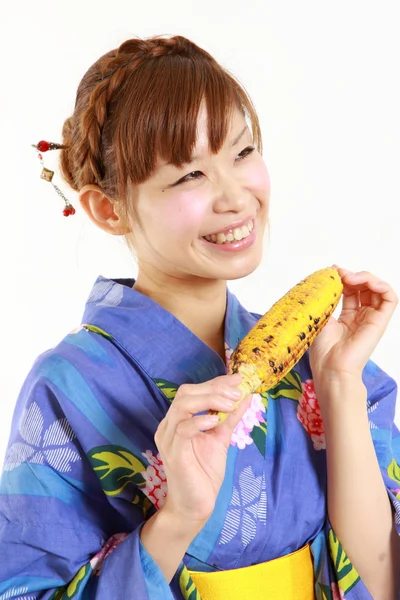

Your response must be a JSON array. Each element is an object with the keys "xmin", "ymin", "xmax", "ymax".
[{"xmin": 187, "ymin": 544, "xmax": 315, "ymax": 600}]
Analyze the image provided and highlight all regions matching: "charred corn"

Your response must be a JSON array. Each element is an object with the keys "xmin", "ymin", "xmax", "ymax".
[{"xmin": 213, "ymin": 267, "xmax": 343, "ymax": 423}]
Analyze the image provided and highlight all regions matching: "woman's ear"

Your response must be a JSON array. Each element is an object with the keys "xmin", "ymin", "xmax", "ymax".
[{"xmin": 78, "ymin": 184, "xmax": 131, "ymax": 235}]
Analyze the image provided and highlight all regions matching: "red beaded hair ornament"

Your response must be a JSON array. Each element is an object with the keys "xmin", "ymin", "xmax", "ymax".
[{"xmin": 31, "ymin": 140, "xmax": 76, "ymax": 217}]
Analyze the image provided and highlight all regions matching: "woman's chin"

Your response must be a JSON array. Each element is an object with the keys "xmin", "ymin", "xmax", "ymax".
[
  {"xmin": 225, "ymin": 262, "xmax": 261, "ymax": 281},
  {"xmin": 215, "ymin": 250, "xmax": 263, "ymax": 281}
]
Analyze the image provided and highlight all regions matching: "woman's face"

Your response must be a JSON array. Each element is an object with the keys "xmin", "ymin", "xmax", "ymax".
[{"xmin": 129, "ymin": 104, "xmax": 271, "ymax": 284}]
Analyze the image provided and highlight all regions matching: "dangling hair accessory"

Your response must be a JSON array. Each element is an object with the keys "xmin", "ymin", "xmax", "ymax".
[{"xmin": 31, "ymin": 140, "xmax": 76, "ymax": 217}]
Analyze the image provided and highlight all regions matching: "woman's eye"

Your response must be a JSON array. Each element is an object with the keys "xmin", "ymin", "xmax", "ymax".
[
  {"xmin": 238, "ymin": 146, "xmax": 255, "ymax": 160},
  {"xmin": 173, "ymin": 146, "xmax": 255, "ymax": 186},
  {"xmin": 176, "ymin": 171, "xmax": 203, "ymax": 184}
]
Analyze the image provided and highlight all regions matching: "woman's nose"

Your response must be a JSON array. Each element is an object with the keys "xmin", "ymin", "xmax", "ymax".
[{"xmin": 211, "ymin": 176, "xmax": 249, "ymax": 214}]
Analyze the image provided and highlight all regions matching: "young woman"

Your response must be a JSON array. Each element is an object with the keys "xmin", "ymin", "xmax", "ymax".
[{"xmin": 0, "ymin": 34, "xmax": 399, "ymax": 600}]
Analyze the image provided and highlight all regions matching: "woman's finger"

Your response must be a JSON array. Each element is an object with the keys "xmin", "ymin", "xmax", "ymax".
[
  {"xmin": 174, "ymin": 413, "xmax": 221, "ymax": 439},
  {"xmin": 337, "ymin": 269, "xmax": 397, "ymax": 313},
  {"xmin": 332, "ymin": 264, "xmax": 353, "ymax": 278},
  {"xmin": 163, "ymin": 393, "xmax": 239, "ymax": 445},
  {"xmin": 360, "ymin": 288, "xmax": 381, "ymax": 310},
  {"xmin": 343, "ymin": 275, "xmax": 398, "ymax": 312},
  {"xmin": 171, "ymin": 392, "xmax": 240, "ymax": 417},
  {"xmin": 177, "ymin": 374, "xmax": 242, "ymax": 398},
  {"xmin": 340, "ymin": 287, "xmax": 360, "ymax": 312},
  {"xmin": 211, "ymin": 393, "xmax": 254, "ymax": 445}
]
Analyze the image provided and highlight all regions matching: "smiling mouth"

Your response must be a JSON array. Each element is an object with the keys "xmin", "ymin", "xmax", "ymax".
[{"xmin": 202, "ymin": 219, "xmax": 254, "ymax": 244}]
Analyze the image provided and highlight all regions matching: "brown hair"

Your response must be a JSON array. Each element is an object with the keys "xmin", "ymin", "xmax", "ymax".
[{"xmin": 59, "ymin": 34, "xmax": 262, "ymax": 217}]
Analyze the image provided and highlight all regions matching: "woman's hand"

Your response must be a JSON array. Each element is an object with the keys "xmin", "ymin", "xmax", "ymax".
[
  {"xmin": 309, "ymin": 266, "xmax": 398, "ymax": 386},
  {"xmin": 154, "ymin": 374, "xmax": 252, "ymax": 532}
]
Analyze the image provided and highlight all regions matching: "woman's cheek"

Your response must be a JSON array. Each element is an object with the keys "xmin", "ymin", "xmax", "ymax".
[
  {"xmin": 245, "ymin": 157, "xmax": 271, "ymax": 197},
  {"xmin": 164, "ymin": 189, "xmax": 209, "ymax": 236}
]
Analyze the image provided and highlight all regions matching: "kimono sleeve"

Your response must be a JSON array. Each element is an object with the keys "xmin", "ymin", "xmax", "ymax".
[
  {"xmin": 362, "ymin": 359, "xmax": 400, "ymax": 533},
  {"xmin": 0, "ymin": 358, "xmax": 175, "ymax": 600}
]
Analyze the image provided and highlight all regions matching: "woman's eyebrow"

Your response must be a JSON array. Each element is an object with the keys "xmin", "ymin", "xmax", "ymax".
[{"xmin": 230, "ymin": 125, "xmax": 249, "ymax": 147}]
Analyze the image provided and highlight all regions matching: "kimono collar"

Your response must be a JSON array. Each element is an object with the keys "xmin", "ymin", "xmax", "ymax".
[{"xmin": 81, "ymin": 276, "xmax": 258, "ymax": 385}]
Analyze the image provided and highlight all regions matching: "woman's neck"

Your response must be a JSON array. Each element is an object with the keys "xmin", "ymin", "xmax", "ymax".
[{"xmin": 133, "ymin": 269, "xmax": 228, "ymax": 361}]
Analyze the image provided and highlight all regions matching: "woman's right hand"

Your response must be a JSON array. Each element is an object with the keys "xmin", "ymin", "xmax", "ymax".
[{"xmin": 154, "ymin": 374, "xmax": 252, "ymax": 533}]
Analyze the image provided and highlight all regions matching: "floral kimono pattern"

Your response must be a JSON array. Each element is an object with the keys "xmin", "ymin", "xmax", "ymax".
[{"xmin": 0, "ymin": 276, "xmax": 399, "ymax": 599}]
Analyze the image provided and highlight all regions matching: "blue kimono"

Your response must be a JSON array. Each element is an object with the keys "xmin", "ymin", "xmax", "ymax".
[{"xmin": 0, "ymin": 276, "xmax": 399, "ymax": 599}]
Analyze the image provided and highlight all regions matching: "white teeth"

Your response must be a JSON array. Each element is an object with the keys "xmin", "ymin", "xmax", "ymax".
[
  {"xmin": 203, "ymin": 219, "xmax": 254, "ymax": 244},
  {"xmin": 233, "ymin": 228, "xmax": 243, "ymax": 241},
  {"xmin": 217, "ymin": 232, "xmax": 226, "ymax": 244}
]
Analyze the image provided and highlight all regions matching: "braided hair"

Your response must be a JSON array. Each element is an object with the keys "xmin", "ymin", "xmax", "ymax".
[{"xmin": 59, "ymin": 35, "xmax": 262, "ymax": 220}]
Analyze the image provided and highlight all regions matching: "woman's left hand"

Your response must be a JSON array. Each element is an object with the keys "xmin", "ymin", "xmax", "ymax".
[{"xmin": 309, "ymin": 265, "xmax": 398, "ymax": 385}]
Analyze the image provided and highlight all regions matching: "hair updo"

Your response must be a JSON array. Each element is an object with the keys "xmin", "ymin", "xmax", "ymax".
[{"xmin": 59, "ymin": 34, "xmax": 262, "ymax": 218}]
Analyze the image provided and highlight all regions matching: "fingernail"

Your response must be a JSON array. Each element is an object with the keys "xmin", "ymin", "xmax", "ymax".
[
  {"xmin": 206, "ymin": 414, "xmax": 219, "ymax": 424},
  {"xmin": 223, "ymin": 399, "xmax": 236, "ymax": 408},
  {"xmin": 224, "ymin": 388, "xmax": 242, "ymax": 400}
]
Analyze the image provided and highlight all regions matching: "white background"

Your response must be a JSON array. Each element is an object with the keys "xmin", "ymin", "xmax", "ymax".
[{"xmin": 0, "ymin": 0, "xmax": 399, "ymax": 466}]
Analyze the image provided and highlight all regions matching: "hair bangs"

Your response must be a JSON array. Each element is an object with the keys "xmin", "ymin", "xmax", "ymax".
[{"xmin": 116, "ymin": 53, "xmax": 261, "ymax": 196}]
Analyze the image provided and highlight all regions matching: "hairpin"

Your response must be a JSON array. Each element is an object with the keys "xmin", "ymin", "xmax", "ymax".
[{"xmin": 31, "ymin": 140, "xmax": 76, "ymax": 216}]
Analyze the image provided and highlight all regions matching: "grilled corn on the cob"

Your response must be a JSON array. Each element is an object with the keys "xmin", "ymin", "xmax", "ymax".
[{"xmin": 213, "ymin": 267, "xmax": 343, "ymax": 423}]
